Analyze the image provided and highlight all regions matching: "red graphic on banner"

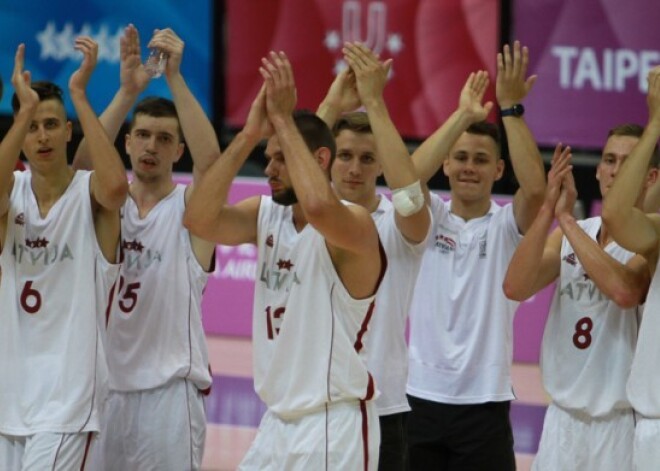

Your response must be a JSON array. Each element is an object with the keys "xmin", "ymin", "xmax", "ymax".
[{"xmin": 226, "ymin": 0, "xmax": 498, "ymax": 139}]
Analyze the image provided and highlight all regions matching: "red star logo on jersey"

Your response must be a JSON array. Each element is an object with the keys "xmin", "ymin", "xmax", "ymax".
[
  {"xmin": 277, "ymin": 259, "xmax": 294, "ymax": 271},
  {"xmin": 563, "ymin": 253, "xmax": 577, "ymax": 266},
  {"xmin": 122, "ymin": 239, "xmax": 145, "ymax": 253},
  {"xmin": 266, "ymin": 234, "xmax": 274, "ymax": 247},
  {"xmin": 14, "ymin": 213, "xmax": 25, "ymax": 225},
  {"xmin": 25, "ymin": 237, "xmax": 49, "ymax": 248}
]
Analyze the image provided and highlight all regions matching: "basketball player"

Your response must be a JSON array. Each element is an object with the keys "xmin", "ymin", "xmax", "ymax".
[
  {"xmin": 601, "ymin": 65, "xmax": 660, "ymax": 471},
  {"xmin": 504, "ymin": 135, "xmax": 653, "ymax": 469},
  {"xmin": 316, "ymin": 42, "xmax": 430, "ymax": 470},
  {"xmin": 73, "ymin": 26, "xmax": 217, "ymax": 470},
  {"xmin": 184, "ymin": 52, "xmax": 385, "ymax": 470},
  {"xmin": 406, "ymin": 42, "xmax": 546, "ymax": 470},
  {"xmin": 0, "ymin": 39, "xmax": 127, "ymax": 469}
]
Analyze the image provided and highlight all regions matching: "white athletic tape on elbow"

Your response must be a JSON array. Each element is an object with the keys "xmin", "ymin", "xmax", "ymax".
[{"xmin": 392, "ymin": 180, "xmax": 424, "ymax": 217}]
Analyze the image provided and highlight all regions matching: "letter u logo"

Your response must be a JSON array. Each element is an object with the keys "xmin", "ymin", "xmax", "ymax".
[{"xmin": 342, "ymin": 1, "xmax": 387, "ymax": 55}]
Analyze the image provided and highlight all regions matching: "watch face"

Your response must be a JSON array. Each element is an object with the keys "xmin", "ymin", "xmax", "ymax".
[{"xmin": 512, "ymin": 104, "xmax": 525, "ymax": 116}]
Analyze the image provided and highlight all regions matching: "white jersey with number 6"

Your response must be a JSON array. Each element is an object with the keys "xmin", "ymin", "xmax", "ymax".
[
  {"xmin": 542, "ymin": 217, "xmax": 638, "ymax": 417},
  {"xmin": 253, "ymin": 196, "xmax": 384, "ymax": 418},
  {"xmin": 104, "ymin": 185, "xmax": 211, "ymax": 392},
  {"xmin": 0, "ymin": 170, "xmax": 118, "ymax": 435}
]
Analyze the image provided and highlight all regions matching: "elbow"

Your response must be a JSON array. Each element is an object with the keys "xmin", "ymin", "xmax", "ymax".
[
  {"xmin": 105, "ymin": 180, "xmax": 129, "ymax": 210},
  {"xmin": 183, "ymin": 210, "xmax": 204, "ymax": 237},
  {"xmin": 610, "ymin": 287, "xmax": 643, "ymax": 309},
  {"xmin": 502, "ymin": 279, "xmax": 529, "ymax": 302}
]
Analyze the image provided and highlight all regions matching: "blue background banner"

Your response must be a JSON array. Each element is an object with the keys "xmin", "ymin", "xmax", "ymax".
[{"xmin": 0, "ymin": 0, "xmax": 212, "ymax": 118}]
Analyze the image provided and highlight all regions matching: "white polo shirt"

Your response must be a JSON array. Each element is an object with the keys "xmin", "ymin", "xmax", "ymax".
[{"xmin": 407, "ymin": 193, "xmax": 521, "ymax": 404}]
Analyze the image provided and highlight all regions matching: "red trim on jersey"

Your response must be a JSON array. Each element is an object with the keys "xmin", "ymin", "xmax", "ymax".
[
  {"xmin": 362, "ymin": 373, "xmax": 375, "ymax": 401},
  {"xmin": 105, "ymin": 278, "xmax": 118, "ymax": 327},
  {"xmin": 353, "ymin": 239, "xmax": 387, "ymax": 351},
  {"xmin": 80, "ymin": 432, "xmax": 93, "ymax": 470},
  {"xmin": 360, "ymin": 400, "xmax": 370, "ymax": 471},
  {"xmin": 354, "ymin": 301, "xmax": 375, "ymax": 352}
]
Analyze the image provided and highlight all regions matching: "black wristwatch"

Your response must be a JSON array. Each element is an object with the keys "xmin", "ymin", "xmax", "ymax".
[{"xmin": 501, "ymin": 104, "xmax": 525, "ymax": 118}]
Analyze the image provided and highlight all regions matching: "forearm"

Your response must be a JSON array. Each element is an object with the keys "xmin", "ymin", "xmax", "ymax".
[
  {"xmin": 604, "ymin": 126, "xmax": 660, "ymax": 220},
  {"xmin": 168, "ymin": 72, "xmax": 220, "ymax": 176},
  {"xmin": 412, "ymin": 109, "xmax": 475, "ymax": 184},
  {"xmin": 0, "ymin": 109, "xmax": 33, "ymax": 184},
  {"xmin": 185, "ymin": 130, "xmax": 257, "ymax": 229},
  {"xmin": 503, "ymin": 117, "xmax": 545, "ymax": 199},
  {"xmin": 71, "ymin": 91, "xmax": 127, "ymax": 206},
  {"xmin": 364, "ymin": 99, "xmax": 417, "ymax": 188},
  {"xmin": 559, "ymin": 213, "xmax": 648, "ymax": 306},
  {"xmin": 503, "ymin": 205, "xmax": 555, "ymax": 300},
  {"xmin": 72, "ymin": 87, "xmax": 139, "ymax": 170},
  {"xmin": 316, "ymin": 98, "xmax": 342, "ymax": 130}
]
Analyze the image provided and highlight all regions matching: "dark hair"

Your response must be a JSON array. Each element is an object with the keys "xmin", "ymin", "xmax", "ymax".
[
  {"xmin": 12, "ymin": 81, "xmax": 64, "ymax": 114},
  {"xmin": 607, "ymin": 123, "xmax": 659, "ymax": 168},
  {"xmin": 130, "ymin": 96, "xmax": 183, "ymax": 141},
  {"xmin": 293, "ymin": 110, "xmax": 336, "ymax": 161},
  {"xmin": 332, "ymin": 111, "xmax": 372, "ymax": 136},
  {"xmin": 466, "ymin": 121, "xmax": 501, "ymax": 156}
]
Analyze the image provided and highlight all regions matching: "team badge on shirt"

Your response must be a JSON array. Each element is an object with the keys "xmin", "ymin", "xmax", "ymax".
[
  {"xmin": 435, "ymin": 233, "xmax": 456, "ymax": 254},
  {"xmin": 266, "ymin": 234, "xmax": 274, "ymax": 247},
  {"xmin": 563, "ymin": 253, "xmax": 577, "ymax": 266},
  {"xmin": 14, "ymin": 213, "xmax": 25, "ymax": 225}
]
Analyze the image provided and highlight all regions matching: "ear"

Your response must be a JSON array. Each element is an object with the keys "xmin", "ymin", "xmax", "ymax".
[
  {"xmin": 124, "ymin": 133, "xmax": 131, "ymax": 155},
  {"xmin": 646, "ymin": 167, "xmax": 659, "ymax": 189},
  {"xmin": 494, "ymin": 158, "xmax": 505, "ymax": 181},
  {"xmin": 173, "ymin": 142, "xmax": 185, "ymax": 163},
  {"xmin": 66, "ymin": 121, "xmax": 73, "ymax": 142},
  {"xmin": 442, "ymin": 158, "xmax": 450, "ymax": 177},
  {"xmin": 316, "ymin": 147, "xmax": 331, "ymax": 172}
]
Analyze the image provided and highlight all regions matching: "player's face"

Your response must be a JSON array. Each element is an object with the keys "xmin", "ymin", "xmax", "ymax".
[
  {"xmin": 331, "ymin": 130, "xmax": 382, "ymax": 207},
  {"xmin": 21, "ymin": 99, "xmax": 72, "ymax": 169},
  {"xmin": 125, "ymin": 114, "xmax": 184, "ymax": 182},
  {"xmin": 443, "ymin": 132, "xmax": 503, "ymax": 203},
  {"xmin": 596, "ymin": 135, "xmax": 639, "ymax": 197},
  {"xmin": 264, "ymin": 135, "xmax": 298, "ymax": 206}
]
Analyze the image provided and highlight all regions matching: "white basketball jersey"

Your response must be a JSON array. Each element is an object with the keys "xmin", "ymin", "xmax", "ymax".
[
  {"xmin": 542, "ymin": 217, "xmax": 637, "ymax": 416},
  {"xmin": 253, "ymin": 197, "xmax": 383, "ymax": 418},
  {"xmin": 364, "ymin": 196, "xmax": 428, "ymax": 415},
  {"xmin": 627, "ymin": 250, "xmax": 660, "ymax": 417},
  {"xmin": 105, "ymin": 185, "xmax": 211, "ymax": 392},
  {"xmin": 407, "ymin": 193, "xmax": 522, "ymax": 404},
  {"xmin": 0, "ymin": 170, "xmax": 118, "ymax": 435}
]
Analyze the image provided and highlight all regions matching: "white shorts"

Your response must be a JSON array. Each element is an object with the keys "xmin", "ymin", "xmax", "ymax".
[
  {"xmin": 239, "ymin": 400, "xmax": 380, "ymax": 471},
  {"xmin": 634, "ymin": 416, "xmax": 660, "ymax": 471},
  {"xmin": 0, "ymin": 431, "xmax": 93, "ymax": 470},
  {"xmin": 532, "ymin": 403, "xmax": 634, "ymax": 471},
  {"xmin": 90, "ymin": 379, "xmax": 206, "ymax": 471}
]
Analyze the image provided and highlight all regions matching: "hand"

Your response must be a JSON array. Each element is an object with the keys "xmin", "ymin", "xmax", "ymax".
[
  {"xmin": 69, "ymin": 36, "xmax": 98, "ymax": 95},
  {"xmin": 148, "ymin": 28, "xmax": 184, "ymax": 80},
  {"xmin": 647, "ymin": 66, "xmax": 660, "ymax": 127},
  {"xmin": 243, "ymin": 83, "xmax": 273, "ymax": 140},
  {"xmin": 555, "ymin": 170, "xmax": 578, "ymax": 219},
  {"xmin": 496, "ymin": 41, "xmax": 537, "ymax": 109},
  {"xmin": 322, "ymin": 66, "xmax": 360, "ymax": 114},
  {"xmin": 458, "ymin": 70, "xmax": 493, "ymax": 123},
  {"xmin": 259, "ymin": 51, "xmax": 297, "ymax": 121},
  {"xmin": 11, "ymin": 44, "xmax": 39, "ymax": 114},
  {"xmin": 341, "ymin": 42, "xmax": 391, "ymax": 106},
  {"xmin": 543, "ymin": 143, "xmax": 572, "ymax": 212},
  {"xmin": 119, "ymin": 24, "xmax": 151, "ymax": 95}
]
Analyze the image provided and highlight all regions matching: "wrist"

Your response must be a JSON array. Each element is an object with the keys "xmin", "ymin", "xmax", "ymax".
[{"xmin": 557, "ymin": 211, "xmax": 575, "ymax": 227}]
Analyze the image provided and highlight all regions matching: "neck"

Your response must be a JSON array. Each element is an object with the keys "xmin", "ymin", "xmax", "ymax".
[
  {"xmin": 129, "ymin": 179, "xmax": 176, "ymax": 212},
  {"xmin": 449, "ymin": 196, "xmax": 491, "ymax": 221},
  {"xmin": 291, "ymin": 203, "xmax": 308, "ymax": 232}
]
